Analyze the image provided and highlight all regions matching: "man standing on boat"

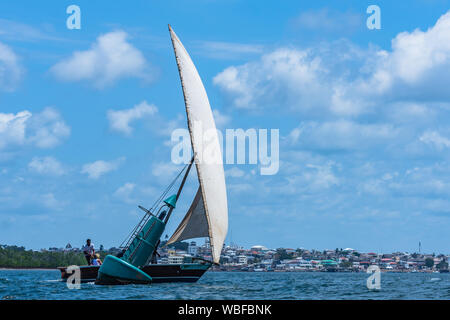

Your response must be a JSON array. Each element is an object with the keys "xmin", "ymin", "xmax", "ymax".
[{"xmin": 82, "ymin": 239, "xmax": 95, "ymax": 265}]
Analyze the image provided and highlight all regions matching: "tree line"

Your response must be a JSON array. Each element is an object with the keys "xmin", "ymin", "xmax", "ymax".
[
  {"xmin": 0, "ymin": 241, "xmax": 191, "ymax": 268},
  {"xmin": 0, "ymin": 245, "xmax": 86, "ymax": 268}
]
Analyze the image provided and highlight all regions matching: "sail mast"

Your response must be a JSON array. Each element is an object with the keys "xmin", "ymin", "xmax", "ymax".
[{"xmin": 164, "ymin": 155, "xmax": 195, "ymax": 224}]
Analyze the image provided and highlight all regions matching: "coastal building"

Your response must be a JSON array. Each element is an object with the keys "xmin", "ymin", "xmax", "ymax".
[
  {"xmin": 237, "ymin": 255, "xmax": 248, "ymax": 265},
  {"xmin": 41, "ymin": 239, "xmax": 445, "ymax": 273},
  {"xmin": 251, "ymin": 245, "xmax": 268, "ymax": 252},
  {"xmin": 187, "ymin": 241, "xmax": 198, "ymax": 256},
  {"xmin": 168, "ymin": 255, "xmax": 184, "ymax": 264}
]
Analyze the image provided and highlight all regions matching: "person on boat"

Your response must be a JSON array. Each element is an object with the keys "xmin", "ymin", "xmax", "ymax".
[
  {"xmin": 82, "ymin": 239, "xmax": 95, "ymax": 265},
  {"xmin": 150, "ymin": 240, "xmax": 161, "ymax": 264},
  {"xmin": 91, "ymin": 253, "xmax": 102, "ymax": 266}
]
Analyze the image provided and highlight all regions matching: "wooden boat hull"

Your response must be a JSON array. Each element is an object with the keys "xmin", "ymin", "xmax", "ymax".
[{"xmin": 58, "ymin": 262, "xmax": 211, "ymax": 284}]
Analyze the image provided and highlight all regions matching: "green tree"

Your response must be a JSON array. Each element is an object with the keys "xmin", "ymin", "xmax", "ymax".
[
  {"xmin": 425, "ymin": 257, "xmax": 434, "ymax": 268},
  {"xmin": 276, "ymin": 248, "xmax": 291, "ymax": 260},
  {"xmin": 436, "ymin": 260, "xmax": 448, "ymax": 270},
  {"xmin": 0, "ymin": 245, "xmax": 86, "ymax": 268},
  {"xmin": 167, "ymin": 241, "xmax": 189, "ymax": 251},
  {"xmin": 340, "ymin": 261, "xmax": 352, "ymax": 269}
]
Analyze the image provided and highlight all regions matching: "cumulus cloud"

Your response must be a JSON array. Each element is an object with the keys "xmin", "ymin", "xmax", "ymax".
[
  {"xmin": 41, "ymin": 193, "xmax": 61, "ymax": 209},
  {"xmin": 214, "ymin": 48, "xmax": 327, "ymax": 111},
  {"xmin": 28, "ymin": 156, "xmax": 66, "ymax": 176},
  {"xmin": 151, "ymin": 162, "xmax": 182, "ymax": 178},
  {"xmin": 50, "ymin": 30, "xmax": 151, "ymax": 88},
  {"xmin": 270, "ymin": 159, "xmax": 340, "ymax": 196},
  {"xmin": 357, "ymin": 11, "xmax": 450, "ymax": 102},
  {"xmin": 214, "ymin": 11, "xmax": 450, "ymax": 117},
  {"xmin": 113, "ymin": 182, "xmax": 136, "ymax": 203},
  {"xmin": 0, "ymin": 41, "xmax": 23, "ymax": 91},
  {"xmin": 27, "ymin": 107, "xmax": 71, "ymax": 148},
  {"xmin": 287, "ymin": 120, "xmax": 397, "ymax": 151},
  {"xmin": 81, "ymin": 157, "xmax": 125, "ymax": 179},
  {"xmin": 0, "ymin": 108, "xmax": 70, "ymax": 151},
  {"xmin": 225, "ymin": 166, "xmax": 245, "ymax": 178},
  {"xmin": 304, "ymin": 163, "xmax": 339, "ymax": 190},
  {"xmin": 107, "ymin": 101, "xmax": 157, "ymax": 135},
  {"xmin": 386, "ymin": 12, "xmax": 450, "ymax": 85},
  {"xmin": 212, "ymin": 109, "xmax": 231, "ymax": 129},
  {"xmin": 359, "ymin": 164, "xmax": 450, "ymax": 200},
  {"xmin": 419, "ymin": 131, "xmax": 450, "ymax": 150},
  {"xmin": 0, "ymin": 110, "xmax": 30, "ymax": 149}
]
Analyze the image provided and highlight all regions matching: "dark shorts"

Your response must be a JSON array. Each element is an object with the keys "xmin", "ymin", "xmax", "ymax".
[{"xmin": 84, "ymin": 254, "xmax": 92, "ymax": 265}]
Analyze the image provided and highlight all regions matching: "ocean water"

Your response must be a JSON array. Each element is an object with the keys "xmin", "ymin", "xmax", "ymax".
[{"xmin": 0, "ymin": 269, "xmax": 449, "ymax": 300}]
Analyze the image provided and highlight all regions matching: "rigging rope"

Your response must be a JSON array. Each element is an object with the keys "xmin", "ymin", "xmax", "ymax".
[{"xmin": 118, "ymin": 162, "xmax": 190, "ymax": 249}]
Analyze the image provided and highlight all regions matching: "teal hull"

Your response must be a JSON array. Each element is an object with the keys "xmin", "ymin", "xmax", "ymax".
[{"xmin": 97, "ymin": 255, "xmax": 152, "ymax": 285}]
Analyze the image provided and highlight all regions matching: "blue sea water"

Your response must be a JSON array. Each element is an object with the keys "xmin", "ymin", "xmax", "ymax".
[{"xmin": 0, "ymin": 269, "xmax": 449, "ymax": 300}]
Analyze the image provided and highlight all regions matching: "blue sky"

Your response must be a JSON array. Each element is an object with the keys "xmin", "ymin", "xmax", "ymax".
[{"xmin": 1, "ymin": 0, "xmax": 450, "ymax": 253}]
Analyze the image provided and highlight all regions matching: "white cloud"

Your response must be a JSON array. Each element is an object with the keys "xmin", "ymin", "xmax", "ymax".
[
  {"xmin": 81, "ymin": 157, "xmax": 125, "ymax": 179},
  {"xmin": 226, "ymin": 167, "xmax": 245, "ymax": 178},
  {"xmin": 360, "ymin": 164, "xmax": 450, "ymax": 199},
  {"xmin": 0, "ymin": 110, "xmax": 30, "ymax": 149},
  {"xmin": 152, "ymin": 162, "xmax": 182, "ymax": 178},
  {"xmin": 27, "ymin": 107, "xmax": 71, "ymax": 148},
  {"xmin": 214, "ymin": 11, "xmax": 450, "ymax": 117},
  {"xmin": 28, "ymin": 156, "xmax": 65, "ymax": 176},
  {"xmin": 50, "ymin": 30, "xmax": 150, "ymax": 88},
  {"xmin": 287, "ymin": 120, "xmax": 397, "ymax": 151},
  {"xmin": 114, "ymin": 182, "xmax": 136, "ymax": 204},
  {"xmin": 419, "ymin": 131, "xmax": 450, "ymax": 150},
  {"xmin": 0, "ymin": 108, "xmax": 70, "ymax": 151},
  {"xmin": 340, "ymin": 11, "xmax": 450, "ymax": 107},
  {"xmin": 0, "ymin": 41, "xmax": 23, "ymax": 91},
  {"xmin": 271, "ymin": 160, "xmax": 340, "ymax": 196},
  {"xmin": 0, "ymin": 19, "xmax": 62, "ymax": 42},
  {"xmin": 194, "ymin": 40, "xmax": 264, "ymax": 60},
  {"xmin": 41, "ymin": 193, "xmax": 60, "ymax": 209},
  {"xmin": 107, "ymin": 100, "xmax": 157, "ymax": 135},
  {"xmin": 228, "ymin": 183, "xmax": 252, "ymax": 193},
  {"xmin": 214, "ymin": 48, "xmax": 329, "ymax": 112},
  {"xmin": 292, "ymin": 8, "xmax": 362, "ymax": 33},
  {"xmin": 212, "ymin": 109, "xmax": 231, "ymax": 129},
  {"xmin": 304, "ymin": 163, "xmax": 339, "ymax": 190},
  {"xmin": 386, "ymin": 12, "xmax": 450, "ymax": 84}
]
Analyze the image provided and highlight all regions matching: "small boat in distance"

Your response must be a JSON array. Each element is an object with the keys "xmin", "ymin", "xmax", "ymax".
[{"xmin": 58, "ymin": 25, "xmax": 228, "ymax": 285}]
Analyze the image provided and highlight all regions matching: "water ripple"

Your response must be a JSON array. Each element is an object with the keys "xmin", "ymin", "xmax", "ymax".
[{"xmin": 0, "ymin": 270, "xmax": 449, "ymax": 300}]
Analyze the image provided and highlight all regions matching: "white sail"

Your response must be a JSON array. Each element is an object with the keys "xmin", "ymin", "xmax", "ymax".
[{"xmin": 168, "ymin": 25, "xmax": 228, "ymax": 264}]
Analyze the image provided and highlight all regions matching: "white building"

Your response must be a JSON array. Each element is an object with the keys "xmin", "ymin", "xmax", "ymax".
[
  {"xmin": 168, "ymin": 255, "xmax": 184, "ymax": 264},
  {"xmin": 251, "ymin": 245, "xmax": 268, "ymax": 252},
  {"xmin": 188, "ymin": 241, "xmax": 198, "ymax": 256},
  {"xmin": 237, "ymin": 255, "xmax": 248, "ymax": 265}
]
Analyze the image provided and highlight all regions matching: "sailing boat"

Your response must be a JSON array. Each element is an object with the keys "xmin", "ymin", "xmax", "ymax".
[{"xmin": 58, "ymin": 25, "xmax": 228, "ymax": 284}]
